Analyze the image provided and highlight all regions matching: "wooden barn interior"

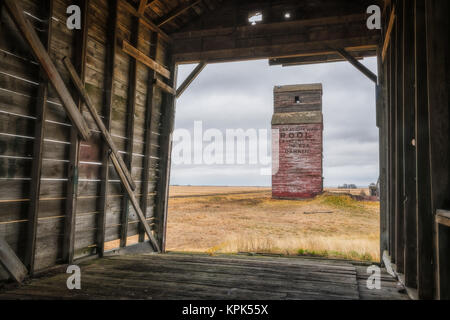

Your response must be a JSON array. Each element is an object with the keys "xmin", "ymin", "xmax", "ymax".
[{"xmin": 0, "ymin": 0, "xmax": 448, "ymax": 300}]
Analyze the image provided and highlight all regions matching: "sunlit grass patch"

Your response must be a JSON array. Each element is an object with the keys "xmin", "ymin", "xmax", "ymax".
[
  {"xmin": 212, "ymin": 234, "xmax": 380, "ymax": 262},
  {"xmin": 167, "ymin": 187, "xmax": 380, "ymax": 262}
]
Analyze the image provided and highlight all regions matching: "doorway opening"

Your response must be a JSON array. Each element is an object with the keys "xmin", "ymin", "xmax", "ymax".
[{"xmin": 166, "ymin": 57, "xmax": 380, "ymax": 262}]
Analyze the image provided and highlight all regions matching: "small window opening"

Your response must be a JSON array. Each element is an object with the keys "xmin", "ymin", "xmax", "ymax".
[
  {"xmin": 284, "ymin": 12, "xmax": 291, "ymax": 19},
  {"xmin": 248, "ymin": 12, "xmax": 263, "ymax": 25},
  {"xmin": 295, "ymin": 96, "xmax": 301, "ymax": 104}
]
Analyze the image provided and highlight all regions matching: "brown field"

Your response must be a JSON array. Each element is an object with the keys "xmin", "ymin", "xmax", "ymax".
[{"xmin": 166, "ymin": 186, "xmax": 380, "ymax": 262}]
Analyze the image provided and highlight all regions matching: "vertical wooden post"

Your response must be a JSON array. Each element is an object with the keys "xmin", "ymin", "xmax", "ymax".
[
  {"xmin": 97, "ymin": 0, "xmax": 119, "ymax": 256},
  {"xmin": 63, "ymin": 0, "xmax": 89, "ymax": 264},
  {"xmin": 402, "ymin": 0, "xmax": 417, "ymax": 288},
  {"xmin": 120, "ymin": 16, "xmax": 140, "ymax": 248},
  {"xmin": 388, "ymin": 14, "xmax": 397, "ymax": 262},
  {"xmin": 25, "ymin": 0, "xmax": 53, "ymax": 274},
  {"xmin": 377, "ymin": 46, "xmax": 389, "ymax": 260},
  {"xmin": 138, "ymin": 31, "xmax": 159, "ymax": 243},
  {"xmin": 394, "ymin": 0, "xmax": 405, "ymax": 274},
  {"xmin": 414, "ymin": 0, "xmax": 433, "ymax": 300},
  {"xmin": 425, "ymin": 0, "xmax": 450, "ymax": 300},
  {"xmin": 155, "ymin": 59, "xmax": 177, "ymax": 252},
  {"xmin": 384, "ymin": 3, "xmax": 393, "ymax": 257}
]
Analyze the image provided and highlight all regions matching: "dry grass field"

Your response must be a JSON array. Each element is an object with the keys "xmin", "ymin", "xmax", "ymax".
[{"xmin": 166, "ymin": 186, "xmax": 380, "ymax": 262}]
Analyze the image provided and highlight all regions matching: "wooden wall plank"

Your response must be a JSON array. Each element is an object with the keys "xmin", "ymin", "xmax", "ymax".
[
  {"xmin": 138, "ymin": 31, "xmax": 158, "ymax": 243},
  {"xmin": 388, "ymin": 11, "xmax": 396, "ymax": 261},
  {"xmin": 402, "ymin": 0, "xmax": 417, "ymax": 289},
  {"xmin": 0, "ymin": 237, "xmax": 28, "ymax": 283},
  {"xmin": 120, "ymin": 14, "xmax": 139, "ymax": 248},
  {"xmin": 154, "ymin": 56, "xmax": 177, "ymax": 252},
  {"xmin": 425, "ymin": 0, "xmax": 450, "ymax": 300},
  {"xmin": 63, "ymin": 0, "xmax": 88, "ymax": 264},
  {"xmin": 25, "ymin": 0, "xmax": 53, "ymax": 275},
  {"xmin": 3, "ymin": 0, "xmax": 91, "ymax": 141},
  {"xmin": 394, "ymin": 0, "xmax": 404, "ymax": 274},
  {"xmin": 97, "ymin": 0, "xmax": 119, "ymax": 257}
]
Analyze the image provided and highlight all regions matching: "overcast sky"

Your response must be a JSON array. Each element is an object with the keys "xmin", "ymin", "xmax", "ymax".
[{"xmin": 170, "ymin": 57, "xmax": 379, "ymax": 187}]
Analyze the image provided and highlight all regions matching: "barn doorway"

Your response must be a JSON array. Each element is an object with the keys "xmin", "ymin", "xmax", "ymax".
[{"xmin": 165, "ymin": 57, "xmax": 380, "ymax": 262}]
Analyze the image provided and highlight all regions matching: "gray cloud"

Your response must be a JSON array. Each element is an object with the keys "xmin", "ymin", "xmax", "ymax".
[{"xmin": 172, "ymin": 58, "xmax": 379, "ymax": 187}]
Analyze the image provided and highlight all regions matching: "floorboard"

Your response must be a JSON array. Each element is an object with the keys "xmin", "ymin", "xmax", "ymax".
[{"xmin": 0, "ymin": 253, "xmax": 409, "ymax": 300}]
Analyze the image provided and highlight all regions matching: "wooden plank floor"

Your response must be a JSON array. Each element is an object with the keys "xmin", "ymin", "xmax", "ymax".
[{"xmin": 0, "ymin": 253, "xmax": 409, "ymax": 300}]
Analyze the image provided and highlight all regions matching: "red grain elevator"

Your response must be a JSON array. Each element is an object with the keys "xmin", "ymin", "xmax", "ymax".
[{"xmin": 272, "ymin": 84, "xmax": 324, "ymax": 199}]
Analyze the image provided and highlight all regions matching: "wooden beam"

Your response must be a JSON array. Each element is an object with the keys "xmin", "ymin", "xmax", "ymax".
[
  {"xmin": 138, "ymin": 0, "xmax": 148, "ymax": 14},
  {"xmin": 394, "ymin": 1, "xmax": 405, "ymax": 275},
  {"xmin": 388, "ymin": 15, "xmax": 396, "ymax": 262},
  {"xmin": 172, "ymin": 13, "xmax": 369, "ymax": 40},
  {"xmin": 156, "ymin": 0, "xmax": 203, "ymax": 27},
  {"xmin": 336, "ymin": 48, "xmax": 377, "ymax": 83},
  {"xmin": 0, "ymin": 237, "xmax": 28, "ymax": 283},
  {"xmin": 63, "ymin": 58, "xmax": 137, "ymax": 192},
  {"xmin": 436, "ymin": 210, "xmax": 450, "ymax": 228},
  {"xmin": 138, "ymin": 31, "xmax": 159, "ymax": 243},
  {"xmin": 25, "ymin": 0, "xmax": 53, "ymax": 274},
  {"xmin": 121, "ymin": 15, "xmax": 140, "ymax": 247},
  {"xmin": 401, "ymin": 0, "xmax": 417, "ymax": 289},
  {"xmin": 3, "ymin": 0, "xmax": 91, "ymax": 141},
  {"xmin": 174, "ymin": 37, "xmax": 380, "ymax": 64},
  {"xmin": 110, "ymin": 152, "xmax": 161, "ymax": 252},
  {"xmin": 176, "ymin": 62, "xmax": 206, "ymax": 98},
  {"xmin": 146, "ymin": 0, "xmax": 157, "ymax": 9},
  {"xmin": 97, "ymin": 0, "xmax": 119, "ymax": 257},
  {"xmin": 63, "ymin": 0, "xmax": 89, "ymax": 264},
  {"xmin": 425, "ymin": 0, "xmax": 450, "ymax": 300},
  {"xmin": 269, "ymin": 50, "xmax": 377, "ymax": 67},
  {"xmin": 119, "ymin": 0, "xmax": 171, "ymax": 43},
  {"xmin": 123, "ymin": 40, "xmax": 171, "ymax": 79},
  {"xmin": 414, "ymin": 0, "xmax": 433, "ymax": 300},
  {"xmin": 382, "ymin": 5, "xmax": 396, "ymax": 62},
  {"xmin": 63, "ymin": 59, "xmax": 161, "ymax": 253},
  {"xmin": 377, "ymin": 45, "xmax": 389, "ymax": 261},
  {"xmin": 154, "ymin": 60, "xmax": 178, "ymax": 251},
  {"xmin": 171, "ymin": 12, "xmax": 379, "ymax": 63},
  {"xmin": 155, "ymin": 78, "xmax": 176, "ymax": 95}
]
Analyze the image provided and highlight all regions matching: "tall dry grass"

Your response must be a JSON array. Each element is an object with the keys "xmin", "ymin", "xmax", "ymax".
[
  {"xmin": 209, "ymin": 233, "xmax": 380, "ymax": 262},
  {"xmin": 167, "ymin": 188, "xmax": 380, "ymax": 262}
]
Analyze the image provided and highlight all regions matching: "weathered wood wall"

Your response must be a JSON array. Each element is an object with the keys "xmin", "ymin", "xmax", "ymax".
[
  {"xmin": 381, "ymin": 0, "xmax": 450, "ymax": 299},
  {"xmin": 0, "ymin": 0, "xmax": 173, "ymax": 279}
]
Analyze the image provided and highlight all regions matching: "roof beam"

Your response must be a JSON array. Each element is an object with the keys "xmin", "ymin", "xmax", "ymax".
[
  {"xmin": 176, "ymin": 62, "xmax": 206, "ymax": 98},
  {"xmin": 119, "ymin": 0, "xmax": 171, "ymax": 43},
  {"xmin": 336, "ymin": 48, "xmax": 377, "ymax": 83},
  {"xmin": 269, "ymin": 49, "xmax": 376, "ymax": 66},
  {"xmin": 172, "ymin": 13, "xmax": 379, "ymax": 63},
  {"xmin": 156, "ymin": 0, "xmax": 203, "ymax": 27}
]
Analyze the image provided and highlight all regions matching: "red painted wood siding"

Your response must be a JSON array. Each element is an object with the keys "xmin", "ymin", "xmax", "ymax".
[{"xmin": 272, "ymin": 123, "xmax": 323, "ymax": 199}]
